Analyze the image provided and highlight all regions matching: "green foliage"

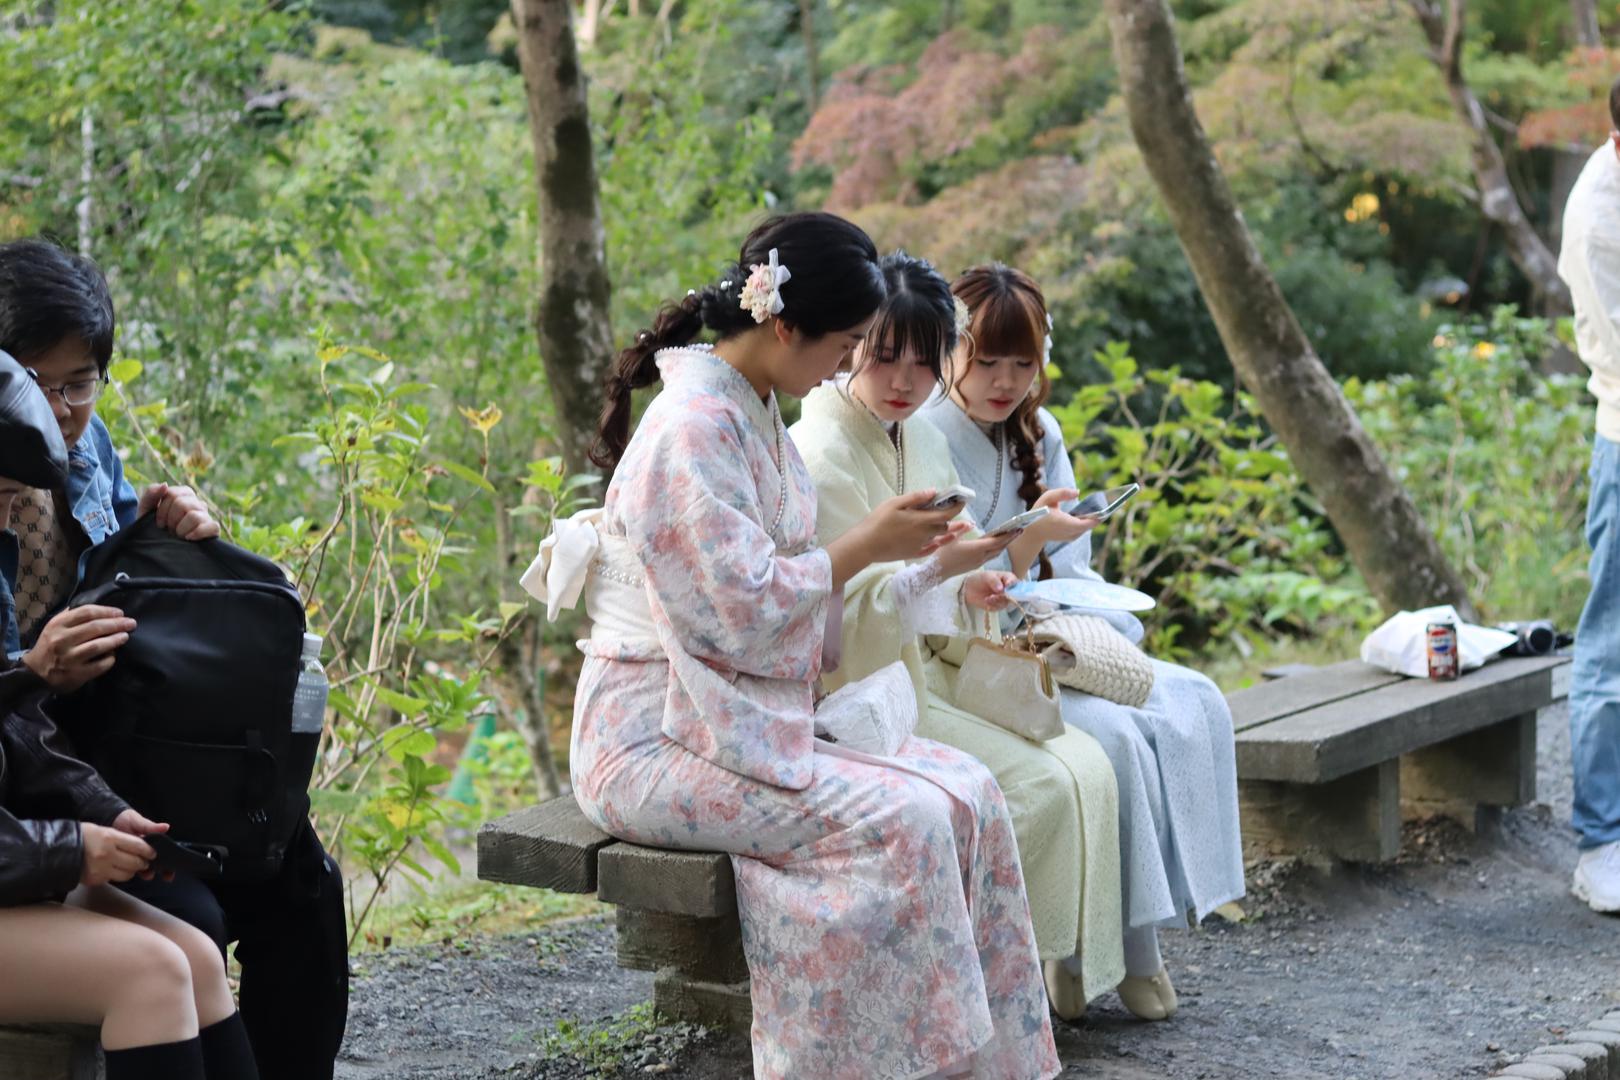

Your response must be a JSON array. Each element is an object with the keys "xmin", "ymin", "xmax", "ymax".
[
  {"xmin": 1050, "ymin": 342, "xmax": 1380, "ymax": 658},
  {"xmin": 1348, "ymin": 308, "xmax": 1592, "ymax": 626},
  {"xmin": 1053, "ymin": 311, "xmax": 1591, "ymax": 663},
  {"xmin": 539, "ymin": 1003, "xmax": 706, "ymax": 1076}
]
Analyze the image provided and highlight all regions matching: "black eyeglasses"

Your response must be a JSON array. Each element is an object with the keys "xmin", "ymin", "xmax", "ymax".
[{"xmin": 26, "ymin": 369, "xmax": 105, "ymax": 407}]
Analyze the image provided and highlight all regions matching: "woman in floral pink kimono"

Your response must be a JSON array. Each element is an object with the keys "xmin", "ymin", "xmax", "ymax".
[{"xmin": 529, "ymin": 213, "xmax": 1060, "ymax": 1080}]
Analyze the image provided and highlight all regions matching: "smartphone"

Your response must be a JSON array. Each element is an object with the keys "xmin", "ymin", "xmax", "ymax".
[
  {"xmin": 985, "ymin": 506, "xmax": 1050, "ymax": 536},
  {"xmin": 144, "ymin": 833, "xmax": 226, "ymax": 879},
  {"xmin": 1070, "ymin": 483, "xmax": 1140, "ymax": 522},
  {"xmin": 924, "ymin": 484, "xmax": 976, "ymax": 511}
]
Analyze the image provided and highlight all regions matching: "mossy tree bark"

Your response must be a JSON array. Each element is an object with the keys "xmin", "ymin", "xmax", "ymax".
[
  {"xmin": 1101, "ymin": 0, "xmax": 1476, "ymax": 618},
  {"xmin": 511, "ymin": 0, "xmax": 615, "ymax": 479}
]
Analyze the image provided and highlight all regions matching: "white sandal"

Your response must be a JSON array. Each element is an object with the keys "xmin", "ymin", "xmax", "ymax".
[
  {"xmin": 1043, "ymin": 958, "xmax": 1088, "ymax": 1021},
  {"xmin": 1117, "ymin": 967, "xmax": 1178, "ymax": 1021}
]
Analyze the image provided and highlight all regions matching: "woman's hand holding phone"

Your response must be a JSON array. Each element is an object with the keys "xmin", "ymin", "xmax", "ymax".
[
  {"xmin": 932, "ymin": 527, "xmax": 1018, "ymax": 578},
  {"xmin": 1005, "ymin": 488, "xmax": 1100, "ymax": 578},
  {"xmin": 828, "ymin": 490, "xmax": 964, "ymax": 587},
  {"xmin": 79, "ymin": 823, "xmax": 156, "ymax": 886}
]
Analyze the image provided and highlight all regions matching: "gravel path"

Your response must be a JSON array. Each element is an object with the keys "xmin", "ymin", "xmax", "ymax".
[{"xmin": 338, "ymin": 703, "xmax": 1618, "ymax": 1079}]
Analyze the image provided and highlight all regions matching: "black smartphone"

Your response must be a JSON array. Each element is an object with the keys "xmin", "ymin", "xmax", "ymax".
[{"xmin": 144, "ymin": 833, "xmax": 226, "ymax": 879}]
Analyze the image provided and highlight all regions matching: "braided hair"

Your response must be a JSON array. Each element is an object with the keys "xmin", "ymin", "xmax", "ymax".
[{"xmin": 591, "ymin": 212, "xmax": 887, "ymax": 469}]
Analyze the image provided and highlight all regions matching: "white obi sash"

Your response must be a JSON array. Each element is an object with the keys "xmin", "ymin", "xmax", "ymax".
[
  {"xmin": 518, "ymin": 508, "xmax": 659, "ymax": 652},
  {"xmin": 520, "ymin": 507, "xmax": 917, "ymax": 779}
]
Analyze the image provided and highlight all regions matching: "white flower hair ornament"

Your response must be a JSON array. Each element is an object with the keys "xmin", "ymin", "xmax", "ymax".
[
  {"xmin": 953, "ymin": 296, "xmax": 972, "ymax": 336},
  {"xmin": 1043, "ymin": 311, "xmax": 1054, "ymax": 366},
  {"xmin": 740, "ymin": 248, "xmax": 791, "ymax": 324}
]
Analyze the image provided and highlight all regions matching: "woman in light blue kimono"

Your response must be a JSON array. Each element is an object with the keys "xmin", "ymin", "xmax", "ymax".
[{"xmin": 919, "ymin": 263, "xmax": 1245, "ymax": 1022}]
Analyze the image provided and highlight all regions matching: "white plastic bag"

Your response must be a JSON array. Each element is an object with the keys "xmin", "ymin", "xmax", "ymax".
[{"xmin": 1359, "ymin": 604, "xmax": 1517, "ymax": 678}]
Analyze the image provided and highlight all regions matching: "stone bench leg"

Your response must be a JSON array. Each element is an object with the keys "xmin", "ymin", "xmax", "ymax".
[
  {"xmin": 1400, "ymin": 711, "xmax": 1537, "ymax": 828},
  {"xmin": 615, "ymin": 907, "xmax": 752, "ymax": 1033},
  {"xmin": 0, "ymin": 1024, "xmax": 102, "ymax": 1080},
  {"xmin": 1239, "ymin": 759, "xmax": 1401, "ymax": 863}
]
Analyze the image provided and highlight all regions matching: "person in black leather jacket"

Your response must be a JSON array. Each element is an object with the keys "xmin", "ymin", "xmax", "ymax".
[{"xmin": 0, "ymin": 350, "xmax": 258, "ymax": 1080}]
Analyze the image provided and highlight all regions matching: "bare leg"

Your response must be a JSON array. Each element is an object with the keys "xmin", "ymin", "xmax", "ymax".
[
  {"xmin": 0, "ymin": 896, "xmax": 198, "ymax": 1048},
  {"xmin": 69, "ymin": 883, "xmax": 238, "ymax": 1027}
]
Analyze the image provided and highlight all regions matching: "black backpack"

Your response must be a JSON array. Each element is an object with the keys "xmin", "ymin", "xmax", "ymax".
[{"xmin": 56, "ymin": 514, "xmax": 313, "ymax": 881}]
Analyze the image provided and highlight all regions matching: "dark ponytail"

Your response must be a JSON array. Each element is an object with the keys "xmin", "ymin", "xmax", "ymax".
[
  {"xmin": 951, "ymin": 264, "xmax": 1056, "ymax": 578},
  {"xmin": 590, "ymin": 211, "xmax": 887, "ymax": 470}
]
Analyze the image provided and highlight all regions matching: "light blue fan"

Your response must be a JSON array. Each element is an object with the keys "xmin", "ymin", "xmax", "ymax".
[{"xmin": 1006, "ymin": 578, "xmax": 1156, "ymax": 613}]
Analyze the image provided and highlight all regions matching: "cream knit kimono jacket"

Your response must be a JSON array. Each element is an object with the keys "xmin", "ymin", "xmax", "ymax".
[{"xmin": 792, "ymin": 383, "xmax": 1127, "ymax": 1000}]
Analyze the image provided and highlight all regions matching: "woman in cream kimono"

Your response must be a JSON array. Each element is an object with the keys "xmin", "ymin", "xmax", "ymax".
[
  {"xmin": 791, "ymin": 252, "xmax": 1127, "ymax": 1020},
  {"xmin": 919, "ymin": 263, "xmax": 1245, "ymax": 1023},
  {"xmin": 526, "ymin": 215, "xmax": 1060, "ymax": 1080}
]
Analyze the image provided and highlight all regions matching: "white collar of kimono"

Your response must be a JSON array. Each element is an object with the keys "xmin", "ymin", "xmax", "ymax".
[
  {"xmin": 656, "ymin": 344, "xmax": 778, "ymax": 452},
  {"xmin": 924, "ymin": 389, "xmax": 1001, "ymax": 448},
  {"xmin": 808, "ymin": 380, "xmax": 906, "ymax": 493}
]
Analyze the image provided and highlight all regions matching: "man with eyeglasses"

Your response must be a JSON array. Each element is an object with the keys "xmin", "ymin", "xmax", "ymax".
[
  {"xmin": 0, "ymin": 238, "xmax": 219, "ymax": 681},
  {"xmin": 0, "ymin": 237, "xmax": 349, "ymax": 1080}
]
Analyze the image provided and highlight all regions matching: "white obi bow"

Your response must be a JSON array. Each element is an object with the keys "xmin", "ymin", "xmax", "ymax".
[{"xmin": 519, "ymin": 507, "xmax": 604, "ymax": 621}]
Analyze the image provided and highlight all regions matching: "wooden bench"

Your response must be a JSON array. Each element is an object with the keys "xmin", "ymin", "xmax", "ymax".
[
  {"xmin": 476, "ymin": 797, "xmax": 751, "ymax": 1032},
  {"xmin": 1229, "ymin": 654, "xmax": 1571, "ymax": 862},
  {"xmin": 0, "ymin": 1024, "xmax": 101, "ymax": 1080}
]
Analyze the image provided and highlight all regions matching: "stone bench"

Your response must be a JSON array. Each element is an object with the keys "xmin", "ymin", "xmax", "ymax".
[
  {"xmin": 1228, "ymin": 654, "xmax": 1571, "ymax": 862},
  {"xmin": 476, "ymin": 796, "xmax": 750, "ymax": 1032},
  {"xmin": 0, "ymin": 1023, "xmax": 101, "ymax": 1080}
]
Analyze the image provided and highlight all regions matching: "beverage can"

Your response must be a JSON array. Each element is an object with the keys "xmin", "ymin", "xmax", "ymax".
[{"xmin": 1426, "ymin": 622, "xmax": 1459, "ymax": 681}]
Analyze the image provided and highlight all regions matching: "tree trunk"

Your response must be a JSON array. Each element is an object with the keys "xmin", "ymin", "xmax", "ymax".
[
  {"xmin": 493, "ymin": 490, "xmax": 563, "ymax": 799},
  {"xmin": 511, "ymin": 0, "xmax": 615, "ymax": 478},
  {"xmin": 1101, "ymin": 0, "xmax": 1475, "ymax": 618},
  {"xmin": 1572, "ymin": 0, "xmax": 1602, "ymax": 47},
  {"xmin": 798, "ymin": 0, "xmax": 820, "ymax": 113},
  {"xmin": 1409, "ymin": 0, "xmax": 1573, "ymax": 314}
]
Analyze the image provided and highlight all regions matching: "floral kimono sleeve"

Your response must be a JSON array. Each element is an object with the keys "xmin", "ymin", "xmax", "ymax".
[{"xmin": 619, "ymin": 407, "xmax": 832, "ymax": 683}]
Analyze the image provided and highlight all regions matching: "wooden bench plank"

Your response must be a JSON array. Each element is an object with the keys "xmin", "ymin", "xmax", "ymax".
[
  {"xmin": 0, "ymin": 1024, "xmax": 101, "ymax": 1080},
  {"xmin": 476, "ymin": 796, "xmax": 617, "ymax": 893},
  {"xmin": 616, "ymin": 907, "xmax": 749, "ymax": 983},
  {"xmin": 597, "ymin": 845, "xmax": 737, "ymax": 918},
  {"xmin": 1235, "ymin": 655, "xmax": 1567, "ymax": 784},
  {"xmin": 1227, "ymin": 659, "xmax": 1406, "ymax": 733}
]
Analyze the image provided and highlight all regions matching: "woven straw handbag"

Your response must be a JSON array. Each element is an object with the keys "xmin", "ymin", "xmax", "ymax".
[
  {"xmin": 953, "ymin": 610, "xmax": 1066, "ymax": 742},
  {"xmin": 1030, "ymin": 611, "xmax": 1154, "ymax": 708}
]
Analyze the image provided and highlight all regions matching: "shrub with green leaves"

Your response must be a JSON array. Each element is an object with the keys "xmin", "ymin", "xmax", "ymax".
[
  {"xmin": 1048, "ymin": 341, "xmax": 1380, "ymax": 658},
  {"xmin": 1347, "ymin": 307, "xmax": 1592, "ymax": 627}
]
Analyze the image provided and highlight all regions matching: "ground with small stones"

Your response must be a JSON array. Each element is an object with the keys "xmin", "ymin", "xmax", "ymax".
[{"xmin": 337, "ymin": 703, "xmax": 1618, "ymax": 1079}]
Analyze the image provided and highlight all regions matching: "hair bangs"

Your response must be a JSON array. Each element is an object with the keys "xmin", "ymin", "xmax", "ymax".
[
  {"xmin": 967, "ymin": 286, "xmax": 1044, "ymax": 363},
  {"xmin": 864, "ymin": 290, "xmax": 950, "ymax": 380}
]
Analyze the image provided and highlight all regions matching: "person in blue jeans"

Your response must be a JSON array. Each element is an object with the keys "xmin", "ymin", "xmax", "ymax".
[
  {"xmin": 0, "ymin": 237, "xmax": 350, "ymax": 1078},
  {"xmin": 1558, "ymin": 77, "xmax": 1620, "ymax": 914}
]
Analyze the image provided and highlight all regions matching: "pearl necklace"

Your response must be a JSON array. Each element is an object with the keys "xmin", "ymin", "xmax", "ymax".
[
  {"xmin": 977, "ymin": 422, "xmax": 1006, "ymax": 528},
  {"xmin": 768, "ymin": 394, "xmax": 788, "ymax": 537},
  {"xmin": 889, "ymin": 422, "xmax": 906, "ymax": 493}
]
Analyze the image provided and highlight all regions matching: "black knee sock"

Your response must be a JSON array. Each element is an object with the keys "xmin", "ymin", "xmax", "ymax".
[
  {"xmin": 199, "ymin": 1012, "xmax": 261, "ymax": 1080},
  {"xmin": 104, "ymin": 1036, "xmax": 205, "ymax": 1080}
]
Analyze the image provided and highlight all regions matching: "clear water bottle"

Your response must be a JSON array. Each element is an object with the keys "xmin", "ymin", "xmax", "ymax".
[
  {"xmin": 292, "ymin": 633, "xmax": 328, "ymax": 734},
  {"xmin": 290, "ymin": 633, "xmax": 327, "ymax": 788}
]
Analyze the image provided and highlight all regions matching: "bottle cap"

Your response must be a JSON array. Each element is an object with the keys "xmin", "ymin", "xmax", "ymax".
[{"xmin": 302, "ymin": 632, "xmax": 323, "ymax": 658}]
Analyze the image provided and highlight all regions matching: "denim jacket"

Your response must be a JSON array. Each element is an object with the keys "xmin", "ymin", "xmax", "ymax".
[{"xmin": 0, "ymin": 414, "xmax": 139, "ymax": 657}]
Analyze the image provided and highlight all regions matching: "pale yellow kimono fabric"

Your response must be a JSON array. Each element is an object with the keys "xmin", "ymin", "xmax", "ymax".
[{"xmin": 791, "ymin": 383, "xmax": 1127, "ymax": 1001}]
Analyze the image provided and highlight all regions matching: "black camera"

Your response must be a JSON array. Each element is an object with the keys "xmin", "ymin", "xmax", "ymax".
[{"xmin": 1497, "ymin": 620, "xmax": 1559, "ymax": 657}]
